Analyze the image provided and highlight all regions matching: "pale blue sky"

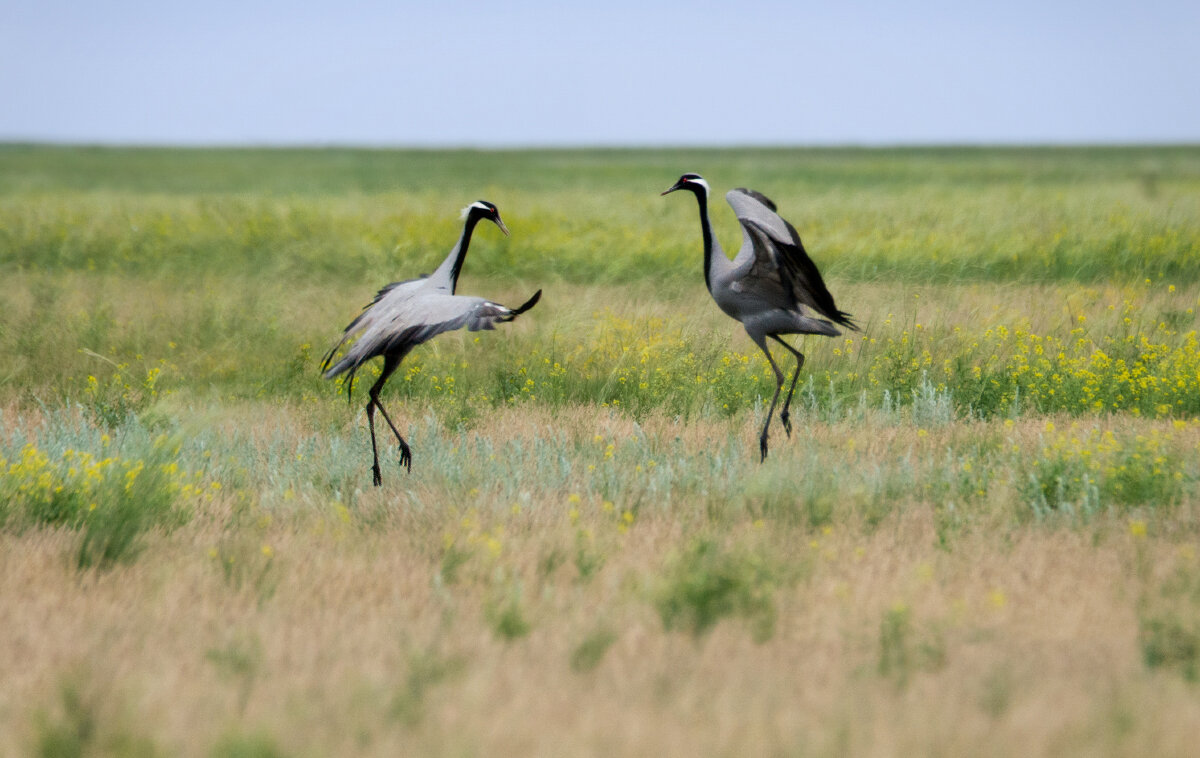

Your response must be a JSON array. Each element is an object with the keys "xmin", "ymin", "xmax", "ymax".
[{"xmin": 3, "ymin": 0, "xmax": 1197, "ymax": 145}]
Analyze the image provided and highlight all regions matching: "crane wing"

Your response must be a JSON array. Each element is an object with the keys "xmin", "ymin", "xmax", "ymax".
[
  {"xmin": 741, "ymin": 220, "xmax": 858, "ymax": 330},
  {"xmin": 322, "ymin": 289, "xmax": 542, "ymax": 383},
  {"xmin": 727, "ymin": 189, "xmax": 857, "ymax": 331},
  {"xmin": 401, "ymin": 290, "xmax": 541, "ymax": 344},
  {"xmin": 732, "ymin": 187, "xmax": 778, "ymax": 212},
  {"xmin": 726, "ymin": 188, "xmax": 795, "ymax": 268},
  {"xmin": 320, "ymin": 276, "xmax": 426, "ymax": 372}
]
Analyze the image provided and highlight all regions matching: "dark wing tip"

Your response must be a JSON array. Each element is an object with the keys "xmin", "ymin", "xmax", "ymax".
[
  {"xmin": 510, "ymin": 289, "xmax": 542, "ymax": 316},
  {"xmin": 732, "ymin": 187, "xmax": 778, "ymax": 212},
  {"xmin": 835, "ymin": 311, "xmax": 861, "ymax": 332}
]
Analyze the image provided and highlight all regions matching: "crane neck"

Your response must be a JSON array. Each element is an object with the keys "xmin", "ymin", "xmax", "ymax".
[
  {"xmin": 695, "ymin": 189, "xmax": 725, "ymax": 292},
  {"xmin": 432, "ymin": 214, "xmax": 481, "ymax": 295}
]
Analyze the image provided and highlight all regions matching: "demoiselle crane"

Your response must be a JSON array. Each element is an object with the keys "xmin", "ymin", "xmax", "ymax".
[
  {"xmin": 322, "ymin": 201, "xmax": 541, "ymax": 484},
  {"xmin": 662, "ymin": 174, "xmax": 859, "ymax": 461}
]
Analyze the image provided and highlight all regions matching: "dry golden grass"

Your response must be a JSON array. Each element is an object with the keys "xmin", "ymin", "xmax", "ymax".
[{"xmin": 3, "ymin": 402, "xmax": 1199, "ymax": 757}]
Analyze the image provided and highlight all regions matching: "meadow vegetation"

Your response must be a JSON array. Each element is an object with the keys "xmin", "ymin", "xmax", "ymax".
[{"xmin": 2, "ymin": 144, "xmax": 1200, "ymax": 756}]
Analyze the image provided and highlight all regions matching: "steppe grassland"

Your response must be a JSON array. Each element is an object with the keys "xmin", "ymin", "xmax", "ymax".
[{"xmin": 2, "ymin": 145, "xmax": 1200, "ymax": 756}]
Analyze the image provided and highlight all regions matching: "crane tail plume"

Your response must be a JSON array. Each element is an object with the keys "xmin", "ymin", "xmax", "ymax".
[
  {"xmin": 321, "ymin": 352, "xmax": 362, "ymax": 403},
  {"xmin": 344, "ymin": 367, "xmax": 357, "ymax": 404},
  {"xmin": 320, "ymin": 343, "xmax": 340, "ymax": 374}
]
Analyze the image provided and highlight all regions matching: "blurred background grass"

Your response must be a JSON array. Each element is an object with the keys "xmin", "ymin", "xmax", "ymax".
[{"xmin": 3, "ymin": 144, "xmax": 1198, "ymax": 285}]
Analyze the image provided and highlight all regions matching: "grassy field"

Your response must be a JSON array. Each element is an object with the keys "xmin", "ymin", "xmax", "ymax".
[{"xmin": 2, "ymin": 144, "xmax": 1200, "ymax": 757}]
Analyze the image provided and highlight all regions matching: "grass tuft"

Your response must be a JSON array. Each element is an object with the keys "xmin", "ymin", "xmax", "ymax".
[{"xmin": 655, "ymin": 536, "xmax": 779, "ymax": 642}]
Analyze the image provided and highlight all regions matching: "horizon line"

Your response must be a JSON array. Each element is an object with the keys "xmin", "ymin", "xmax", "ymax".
[{"xmin": 4, "ymin": 138, "xmax": 1199, "ymax": 152}]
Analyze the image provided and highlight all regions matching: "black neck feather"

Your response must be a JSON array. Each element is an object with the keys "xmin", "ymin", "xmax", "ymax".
[
  {"xmin": 694, "ymin": 188, "xmax": 714, "ymax": 292},
  {"xmin": 450, "ymin": 214, "xmax": 482, "ymax": 295}
]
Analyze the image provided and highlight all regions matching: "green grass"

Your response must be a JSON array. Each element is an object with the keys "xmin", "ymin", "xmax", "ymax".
[
  {"xmin": 3, "ymin": 145, "xmax": 1199, "ymax": 287},
  {"xmin": 655, "ymin": 535, "xmax": 784, "ymax": 642},
  {"xmin": 2, "ymin": 144, "xmax": 1198, "ymax": 420}
]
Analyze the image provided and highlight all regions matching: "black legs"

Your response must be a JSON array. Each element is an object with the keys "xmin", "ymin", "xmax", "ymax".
[
  {"xmin": 371, "ymin": 398, "xmax": 412, "ymax": 473},
  {"xmin": 771, "ymin": 335, "xmax": 805, "ymax": 438},
  {"xmin": 366, "ymin": 398, "xmax": 384, "ymax": 485},
  {"xmin": 364, "ymin": 356, "xmax": 411, "ymax": 486},
  {"xmin": 755, "ymin": 335, "xmax": 806, "ymax": 463},
  {"xmin": 756, "ymin": 342, "xmax": 784, "ymax": 463}
]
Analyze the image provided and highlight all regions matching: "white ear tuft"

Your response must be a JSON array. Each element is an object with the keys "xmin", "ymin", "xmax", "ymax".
[{"xmin": 460, "ymin": 201, "xmax": 492, "ymax": 219}]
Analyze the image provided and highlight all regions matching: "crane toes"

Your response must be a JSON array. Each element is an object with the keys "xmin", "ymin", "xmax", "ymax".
[
  {"xmin": 371, "ymin": 463, "xmax": 383, "ymax": 487},
  {"xmin": 759, "ymin": 433, "xmax": 770, "ymax": 463},
  {"xmin": 399, "ymin": 442, "xmax": 413, "ymax": 472},
  {"xmin": 780, "ymin": 410, "xmax": 792, "ymax": 438}
]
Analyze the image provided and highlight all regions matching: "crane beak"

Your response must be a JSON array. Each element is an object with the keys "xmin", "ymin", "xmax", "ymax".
[
  {"xmin": 661, "ymin": 181, "xmax": 684, "ymax": 196},
  {"xmin": 492, "ymin": 216, "xmax": 510, "ymax": 237}
]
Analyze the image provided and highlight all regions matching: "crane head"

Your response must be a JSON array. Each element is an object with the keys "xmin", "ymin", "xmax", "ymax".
[
  {"xmin": 462, "ymin": 200, "xmax": 510, "ymax": 236},
  {"xmin": 661, "ymin": 173, "xmax": 709, "ymax": 196}
]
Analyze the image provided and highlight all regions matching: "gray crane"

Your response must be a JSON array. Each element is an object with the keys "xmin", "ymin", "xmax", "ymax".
[
  {"xmin": 662, "ymin": 174, "xmax": 859, "ymax": 461},
  {"xmin": 322, "ymin": 201, "xmax": 541, "ymax": 485}
]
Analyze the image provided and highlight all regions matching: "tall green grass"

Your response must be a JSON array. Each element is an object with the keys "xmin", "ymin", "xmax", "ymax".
[
  {"xmin": 2, "ymin": 145, "xmax": 1198, "ymax": 286},
  {"xmin": 4, "ymin": 145, "xmax": 1198, "ymax": 417}
]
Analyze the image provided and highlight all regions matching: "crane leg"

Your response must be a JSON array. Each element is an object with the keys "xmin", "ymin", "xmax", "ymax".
[
  {"xmin": 364, "ymin": 356, "xmax": 411, "ymax": 485},
  {"xmin": 770, "ymin": 336, "xmax": 805, "ymax": 438},
  {"xmin": 371, "ymin": 399, "xmax": 412, "ymax": 472},
  {"xmin": 366, "ymin": 399, "xmax": 383, "ymax": 486},
  {"xmin": 756, "ymin": 340, "xmax": 786, "ymax": 463}
]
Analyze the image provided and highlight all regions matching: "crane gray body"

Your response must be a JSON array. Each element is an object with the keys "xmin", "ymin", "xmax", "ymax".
[
  {"xmin": 322, "ymin": 201, "xmax": 540, "ymax": 484},
  {"xmin": 663, "ymin": 174, "xmax": 858, "ymax": 461},
  {"xmin": 322, "ymin": 285, "xmax": 535, "ymax": 382}
]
